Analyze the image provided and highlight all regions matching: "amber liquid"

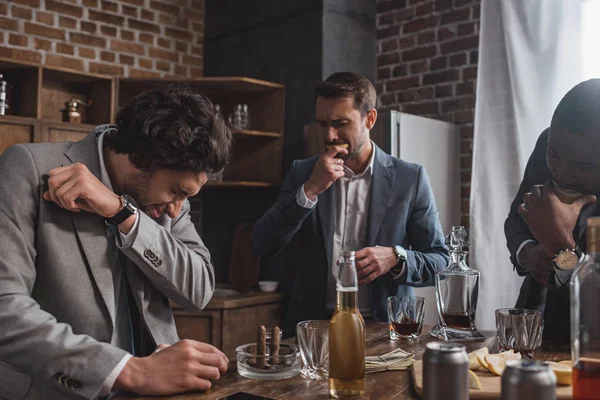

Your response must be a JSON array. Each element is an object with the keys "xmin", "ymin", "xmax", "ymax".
[
  {"xmin": 574, "ymin": 358, "xmax": 600, "ymax": 400},
  {"xmin": 329, "ymin": 289, "xmax": 365, "ymax": 398},
  {"xmin": 442, "ymin": 312, "xmax": 472, "ymax": 330},
  {"xmin": 390, "ymin": 320, "xmax": 421, "ymax": 336}
]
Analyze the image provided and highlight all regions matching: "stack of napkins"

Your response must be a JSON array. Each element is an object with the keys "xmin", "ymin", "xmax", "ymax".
[{"xmin": 365, "ymin": 348, "xmax": 415, "ymax": 373}]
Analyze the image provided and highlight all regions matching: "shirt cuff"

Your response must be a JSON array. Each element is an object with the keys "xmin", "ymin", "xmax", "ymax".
[
  {"xmin": 99, "ymin": 354, "xmax": 133, "ymax": 397},
  {"xmin": 296, "ymin": 184, "xmax": 318, "ymax": 209},
  {"xmin": 516, "ymin": 239, "xmax": 538, "ymax": 268},
  {"xmin": 117, "ymin": 213, "xmax": 139, "ymax": 248}
]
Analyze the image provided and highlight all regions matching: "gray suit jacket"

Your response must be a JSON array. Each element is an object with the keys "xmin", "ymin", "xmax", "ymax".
[
  {"xmin": 0, "ymin": 132, "xmax": 215, "ymax": 399},
  {"xmin": 252, "ymin": 144, "xmax": 448, "ymax": 335}
]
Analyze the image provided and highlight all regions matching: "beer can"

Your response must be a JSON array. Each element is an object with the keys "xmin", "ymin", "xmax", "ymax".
[
  {"xmin": 423, "ymin": 342, "xmax": 469, "ymax": 400},
  {"xmin": 501, "ymin": 359, "xmax": 556, "ymax": 400}
]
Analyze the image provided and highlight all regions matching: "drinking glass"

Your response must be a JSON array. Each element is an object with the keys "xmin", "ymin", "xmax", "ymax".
[
  {"xmin": 495, "ymin": 308, "xmax": 544, "ymax": 358},
  {"xmin": 296, "ymin": 320, "xmax": 329, "ymax": 380},
  {"xmin": 387, "ymin": 296, "xmax": 425, "ymax": 340}
]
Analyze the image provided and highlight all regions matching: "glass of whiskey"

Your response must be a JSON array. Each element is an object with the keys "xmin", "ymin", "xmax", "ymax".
[{"xmin": 387, "ymin": 296, "xmax": 425, "ymax": 340}]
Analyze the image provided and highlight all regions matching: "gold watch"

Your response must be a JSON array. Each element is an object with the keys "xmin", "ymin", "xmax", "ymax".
[{"xmin": 551, "ymin": 248, "xmax": 582, "ymax": 271}]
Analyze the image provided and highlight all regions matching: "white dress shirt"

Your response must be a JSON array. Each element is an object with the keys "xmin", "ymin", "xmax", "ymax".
[{"xmin": 296, "ymin": 143, "xmax": 376, "ymax": 316}]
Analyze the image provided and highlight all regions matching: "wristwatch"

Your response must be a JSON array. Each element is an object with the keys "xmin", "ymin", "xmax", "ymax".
[
  {"xmin": 105, "ymin": 194, "xmax": 137, "ymax": 226},
  {"xmin": 550, "ymin": 247, "xmax": 582, "ymax": 271},
  {"xmin": 390, "ymin": 245, "xmax": 407, "ymax": 276}
]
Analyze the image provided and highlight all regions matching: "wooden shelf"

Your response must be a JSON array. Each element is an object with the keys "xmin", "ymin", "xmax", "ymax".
[
  {"xmin": 232, "ymin": 129, "xmax": 281, "ymax": 138},
  {"xmin": 204, "ymin": 181, "xmax": 279, "ymax": 188},
  {"xmin": 0, "ymin": 115, "xmax": 38, "ymax": 125}
]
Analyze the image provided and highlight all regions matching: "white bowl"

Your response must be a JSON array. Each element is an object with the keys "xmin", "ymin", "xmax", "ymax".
[{"xmin": 258, "ymin": 281, "xmax": 279, "ymax": 293}]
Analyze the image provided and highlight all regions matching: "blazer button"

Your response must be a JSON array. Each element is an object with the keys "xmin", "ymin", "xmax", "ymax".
[
  {"xmin": 156, "ymin": 259, "xmax": 162, "ymax": 267},
  {"xmin": 144, "ymin": 249, "xmax": 152, "ymax": 257}
]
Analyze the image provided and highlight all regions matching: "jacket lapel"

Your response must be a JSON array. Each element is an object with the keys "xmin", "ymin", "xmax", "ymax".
[
  {"xmin": 64, "ymin": 132, "xmax": 116, "ymax": 327},
  {"xmin": 367, "ymin": 145, "xmax": 396, "ymax": 246},
  {"xmin": 317, "ymin": 184, "xmax": 336, "ymax": 269}
]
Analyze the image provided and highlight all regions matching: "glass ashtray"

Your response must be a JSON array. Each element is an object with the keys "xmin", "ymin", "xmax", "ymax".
[{"xmin": 236, "ymin": 343, "xmax": 300, "ymax": 380}]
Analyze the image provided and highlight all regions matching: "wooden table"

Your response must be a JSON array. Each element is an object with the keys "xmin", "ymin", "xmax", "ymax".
[{"xmin": 120, "ymin": 322, "xmax": 569, "ymax": 400}]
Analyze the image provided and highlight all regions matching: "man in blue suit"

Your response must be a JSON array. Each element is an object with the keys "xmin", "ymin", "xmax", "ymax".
[{"xmin": 252, "ymin": 72, "xmax": 449, "ymax": 335}]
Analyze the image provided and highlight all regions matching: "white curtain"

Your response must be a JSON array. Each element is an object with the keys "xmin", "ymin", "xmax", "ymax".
[{"xmin": 471, "ymin": 0, "xmax": 584, "ymax": 329}]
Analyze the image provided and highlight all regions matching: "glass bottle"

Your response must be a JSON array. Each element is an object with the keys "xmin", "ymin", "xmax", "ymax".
[
  {"xmin": 329, "ymin": 250, "xmax": 366, "ymax": 398},
  {"xmin": 572, "ymin": 217, "xmax": 600, "ymax": 400},
  {"xmin": 430, "ymin": 226, "xmax": 485, "ymax": 341}
]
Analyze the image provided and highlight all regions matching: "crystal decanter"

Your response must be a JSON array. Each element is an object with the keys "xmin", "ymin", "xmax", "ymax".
[{"xmin": 429, "ymin": 226, "xmax": 485, "ymax": 342}]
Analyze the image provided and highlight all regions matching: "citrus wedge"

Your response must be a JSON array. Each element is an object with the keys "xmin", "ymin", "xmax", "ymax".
[
  {"xmin": 469, "ymin": 369, "xmax": 482, "ymax": 389},
  {"xmin": 484, "ymin": 351, "xmax": 522, "ymax": 376},
  {"xmin": 547, "ymin": 361, "xmax": 573, "ymax": 385},
  {"xmin": 476, "ymin": 349, "xmax": 490, "ymax": 370},
  {"xmin": 469, "ymin": 347, "xmax": 489, "ymax": 370}
]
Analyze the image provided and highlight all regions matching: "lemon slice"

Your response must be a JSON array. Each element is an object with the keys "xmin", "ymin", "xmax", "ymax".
[
  {"xmin": 476, "ymin": 349, "xmax": 490, "ymax": 370},
  {"xmin": 485, "ymin": 351, "xmax": 522, "ymax": 376},
  {"xmin": 469, "ymin": 347, "xmax": 489, "ymax": 370},
  {"xmin": 469, "ymin": 369, "xmax": 482, "ymax": 389},
  {"xmin": 326, "ymin": 144, "xmax": 349, "ymax": 150},
  {"xmin": 547, "ymin": 361, "xmax": 573, "ymax": 385}
]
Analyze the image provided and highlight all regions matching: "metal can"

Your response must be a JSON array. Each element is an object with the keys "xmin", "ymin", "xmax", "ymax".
[
  {"xmin": 423, "ymin": 342, "xmax": 469, "ymax": 400},
  {"xmin": 501, "ymin": 359, "xmax": 556, "ymax": 400}
]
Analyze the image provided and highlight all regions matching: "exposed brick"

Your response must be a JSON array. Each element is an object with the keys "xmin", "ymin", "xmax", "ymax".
[
  {"xmin": 46, "ymin": 54, "xmax": 83, "ymax": 71},
  {"xmin": 121, "ymin": 0, "xmax": 145, "ymax": 5},
  {"xmin": 59, "ymin": 16, "xmax": 77, "ymax": 29},
  {"xmin": 0, "ymin": 3, "xmax": 6, "ymax": 15},
  {"xmin": 460, "ymin": 184, "xmax": 471, "ymax": 199},
  {"xmin": 392, "ymin": 64, "xmax": 407, "ymax": 77},
  {"xmin": 81, "ymin": 21, "xmax": 97, "ymax": 33},
  {"xmin": 78, "ymin": 47, "xmax": 96, "ymax": 59},
  {"xmin": 56, "ymin": 42, "xmax": 74, "ymax": 55},
  {"xmin": 101, "ymin": 51, "xmax": 115, "ymax": 62},
  {"xmin": 165, "ymin": 27, "xmax": 191, "ymax": 40},
  {"xmin": 461, "ymin": 215, "xmax": 470, "ymax": 229},
  {"xmin": 377, "ymin": 25, "xmax": 399, "ymax": 40},
  {"xmin": 463, "ymin": 66, "xmax": 477, "ymax": 80},
  {"xmin": 437, "ymin": 26, "xmax": 456, "ymax": 42},
  {"xmin": 402, "ymin": 45, "xmax": 436, "ymax": 62},
  {"xmin": 128, "ymin": 18, "xmax": 160, "ymax": 32},
  {"xmin": 395, "ymin": 7, "xmax": 415, "ymax": 23},
  {"xmin": 423, "ymin": 69, "xmax": 459, "ymax": 85},
  {"xmin": 386, "ymin": 76, "xmax": 420, "ymax": 91},
  {"xmin": 455, "ymin": 109, "xmax": 474, "ymax": 124},
  {"xmin": 440, "ymin": 35, "xmax": 479, "ymax": 54},
  {"xmin": 141, "ymin": 9, "xmax": 155, "ymax": 21},
  {"xmin": 157, "ymin": 38, "xmax": 171, "ymax": 48},
  {"xmin": 377, "ymin": 0, "xmax": 407, "ymax": 13},
  {"xmin": 378, "ymin": 67, "xmax": 391, "ymax": 80},
  {"xmin": 46, "ymin": 0, "xmax": 83, "ymax": 18},
  {"xmin": 470, "ymin": 50, "xmax": 478, "ymax": 64},
  {"xmin": 8, "ymin": 0, "xmax": 40, "ymax": 7},
  {"xmin": 461, "ymin": 170, "xmax": 472, "ymax": 185},
  {"xmin": 377, "ymin": 52, "xmax": 400, "ymax": 66},
  {"xmin": 442, "ymin": 96, "xmax": 475, "ymax": 113},
  {"xmin": 111, "ymin": 40, "xmax": 144, "ymax": 55},
  {"xmin": 418, "ymin": 30, "xmax": 435, "ymax": 45},
  {"xmin": 458, "ymin": 22, "xmax": 476, "ymax": 36},
  {"xmin": 149, "ymin": 47, "xmax": 178, "ymax": 62},
  {"xmin": 122, "ymin": 5, "xmax": 138, "ymax": 17},
  {"xmin": 89, "ymin": 62, "xmax": 123, "ymax": 75},
  {"xmin": 182, "ymin": 54, "xmax": 202, "ymax": 66},
  {"xmin": 138, "ymin": 58, "xmax": 152, "ymax": 69},
  {"xmin": 89, "ymin": 9, "xmax": 125, "ymax": 26},
  {"xmin": 403, "ymin": 16, "xmax": 439, "ymax": 33},
  {"xmin": 120, "ymin": 54, "xmax": 135, "ymax": 65},
  {"xmin": 460, "ymin": 154, "xmax": 473, "ymax": 169},
  {"xmin": 9, "ymin": 34, "xmax": 29, "ymax": 47},
  {"xmin": 190, "ymin": 67, "xmax": 203, "ymax": 78},
  {"xmin": 175, "ymin": 41, "xmax": 188, "ymax": 52},
  {"xmin": 34, "ymin": 38, "xmax": 52, "ymax": 51},
  {"xmin": 82, "ymin": 0, "xmax": 99, "ymax": 7},
  {"xmin": 0, "ymin": 47, "xmax": 42, "ymax": 63},
  {"xmin": 381, "ymin": 38, "xmax": 398, "ymax": 53},
  {"xmin": 11, "ymin": 5, "xmax": 33, "ymax": 20},
  {"xmin": 380, "ymin": 92, "xmax": 395, "ymax": 106},
  {"xmin": 0, "ymin": 17, "xmax": 19, "ymax": 31},
  {"xmin": 100, "ymin": 25, "xmax": 117, "ymax": 36},
  {"xmin": 435, "ymin": 84, "xmax": 453, "ymax": 98},
  {"xmin": 129, "ymin": 68, "xmax": 161, "ymax": 78},
  {"xmin": 156, "ymin": 60, "xmax": 171, "ymax": 72},
  {"xmin": 191, "ymin": 45, "xmax": 202, "ymax": 55},
  {"xmin": 416, "ymin": 2, "xmax": 433, "ymax": 16},
  {"xmin": 403, "ymin": 101, "xmax": 439, "ymax": 115},
  {"xmin": 441, "ymin": 8, "xmax": 471, "ymax": 25},
  {"xmin": 70, "ymin": 32, "xmax": 106, "ymax": 48},
  {"xmin": 399, "ymin": 35, "xmax": 416, "ymax": 49},
  {"xmin": 158, "ymin": 13, "xmax": 173, "ymax": 25},
  {"xmin": 121, "ymin": 29, "xmax": 135, "ymax": 41},
  {"xmin": 409, "ymin": 60, "xmax": 428, "ymax": 74},
  {"xmin": 449, "ymin": 52, "xmax": 467, "ymax": 66},
  {"xmin": 430, "ymin": 56, "xmax": 447, "ymax": 71},
  {"xmin": 414, "ymin": 86, "xmax": 434, "ymax": 101},
  {"xmin": 36, "ymin": 11, "xmax": 55, "ymax": 25},
  {"xmin": 174, "ymin": 65, "xmax": 188, "ymax": 77},
  {"xmin": 25, "ymin": 22, "xmax": 65, "ymax": 40},
  {"xmin": 434, "ymin": 0, "xmax": 452, "ymax": 12},
  {"xmin": 101, "ymin": 0, "xmax": 118, "ymax": 13},
  {"xmin": 460, "ymin": 125, "xmax": 474, "ymax": 139},
  {"xmin": 378, "ymin": 12, "xmax": 394, "ymax": 26},
  {"xmin": 139, "ymin": 33, "xmax": 153, "ymax": 44}
]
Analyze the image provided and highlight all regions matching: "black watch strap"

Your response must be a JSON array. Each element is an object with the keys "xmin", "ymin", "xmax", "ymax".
[{"xmin": 105, "ymin": 195, "xmax": 137, "ymax": 226}]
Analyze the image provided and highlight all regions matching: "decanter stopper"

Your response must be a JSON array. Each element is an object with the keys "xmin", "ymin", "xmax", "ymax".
[{"xmin": 445, "ymin": 226, "xmax": 469, "ymax": 252}]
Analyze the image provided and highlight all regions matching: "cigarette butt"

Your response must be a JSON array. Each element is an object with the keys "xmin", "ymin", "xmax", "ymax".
[
  {"xmin": 257, "ymin": 325, "xmax": 267, "ymax": 369},
  {"xmin": 271, "ymin": 326, "xmax": 281, "ymax": 365}
]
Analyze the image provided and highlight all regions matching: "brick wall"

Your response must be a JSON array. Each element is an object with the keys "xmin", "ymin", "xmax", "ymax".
[
  {"xmin": 0, "ymin": 0, "xmax": 204, "ymax": 78},
  {"xmin": 376, "ymin": 0, "xmax": 480, "ymax": 228}
]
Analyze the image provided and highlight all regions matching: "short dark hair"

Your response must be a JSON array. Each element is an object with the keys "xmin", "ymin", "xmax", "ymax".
[
  {"xmin": 551, "ymin": 79, "xmax": 600, "ymax": 136},
  {"xmin": 314, "ymin": 72, "xmax": 377, "ymax": 115},
  {"xmin": 107, "ymin": 85, "xmax": 232, "ymax": 175}
]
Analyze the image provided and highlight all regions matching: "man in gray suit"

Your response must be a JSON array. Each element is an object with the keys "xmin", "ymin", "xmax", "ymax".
[
  {"xmin": 0, "ymin": 87, "xmax": 231, "ymax": 399},
  {"xmin": 252, "ymin": 72, "xmax": 449, "ymax": 335}
]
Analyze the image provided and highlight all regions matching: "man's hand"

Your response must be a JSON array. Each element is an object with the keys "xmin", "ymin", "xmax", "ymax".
[
  {"xmin": 355, "ymin": 246, "xmax": 398, "ymax": 286},
  {"xmin": 518, "ymin": 182, "xmax": 596, "ymax": 257},
  {"xmin": 114, "ymin": 339, "xmax": 229, "ymax": 395},
  {"xmin": 518, "ymin": 242, "xmax": 554, "ymax": 287},
  {"xmin": 43, "ymin": 163, "xmax": 122, "ymax": 218},
  {"xmin": 303, "ymin": 145, "xmax": 348, "ymax": 201}
]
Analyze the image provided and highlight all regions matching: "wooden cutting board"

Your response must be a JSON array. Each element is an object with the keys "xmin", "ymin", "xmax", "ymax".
[{"xmin": 411, "ymin": 360, "xmax": 573, "ymax": 399}]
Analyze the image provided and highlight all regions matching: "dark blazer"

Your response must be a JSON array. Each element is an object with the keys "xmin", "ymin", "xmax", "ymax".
[
  {"xmin": 504, "ymin": 128, "xmax": 599, "ymax": 344},
  {"xmin": 252, "ymin": 144, "xmax": 449, "ymax": 335}
]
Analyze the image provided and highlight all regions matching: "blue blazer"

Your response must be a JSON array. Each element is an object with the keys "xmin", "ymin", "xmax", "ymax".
[{"xmin": 252, "ymin": 144, "xmax": 449, "ymax": 335}]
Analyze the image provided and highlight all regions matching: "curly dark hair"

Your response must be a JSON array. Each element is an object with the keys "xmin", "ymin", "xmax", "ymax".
[
  {"xmin": 106, "ymin": 85, "xmax": 232, "ymax": 175},
  {"xmin": 314, "ymin": 72, "xmax": 377, "ymax": 115}
]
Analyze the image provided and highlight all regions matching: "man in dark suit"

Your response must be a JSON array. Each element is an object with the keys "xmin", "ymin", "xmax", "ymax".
[
  {"xmin": 252, "ymin": 72, "xmax": 449, "ymax": 335},
  {"xmin": 505, "ymin": 79, "xmax": 600, "ymax": 344}
]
